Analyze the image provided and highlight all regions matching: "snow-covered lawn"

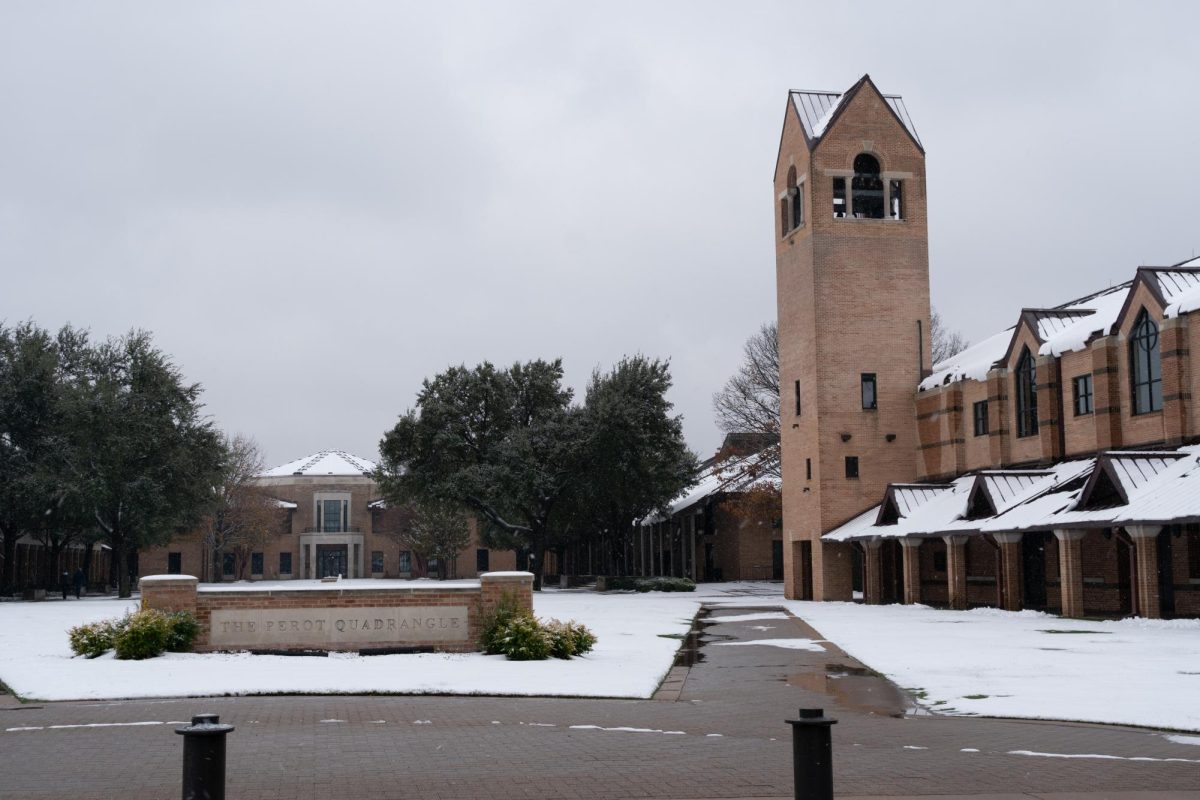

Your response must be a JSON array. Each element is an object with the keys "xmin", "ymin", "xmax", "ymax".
[
  {"xmin": 707, "ymin": 593, "xmax": 1200, "ymax": 733},
  {"xmin": 3, "ymin": 582, "xmax": 1198, "ymax": 734},
  {"xmin": 0, "ymin": 589, "xmax": 703, "ymax": 702}
]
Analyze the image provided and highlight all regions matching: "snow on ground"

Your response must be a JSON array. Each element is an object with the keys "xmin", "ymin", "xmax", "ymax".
[
  {"xmin": 3, "ymin": 581, "xmax": 1199, "ymax": 734},
  {"xmin": 0, "ymin": 588, "xmax": 705, "ymax": 702},
  {"xmin": 707, "ymin": 592, "xmax": 1200, "ymax": 732}
]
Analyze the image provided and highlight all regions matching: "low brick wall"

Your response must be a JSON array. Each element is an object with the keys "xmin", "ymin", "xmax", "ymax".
[{"xmin": 139, "ymin": 572, "xmax": 534, "ymax": 653}]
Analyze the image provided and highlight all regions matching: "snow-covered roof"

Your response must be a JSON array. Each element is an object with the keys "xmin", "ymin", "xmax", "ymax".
[
  {"xmin": 825, "ymin": 445, "xmax": 1200, "ymax": 541},
  {"xmin": 260, "ymin": 450, "xmax": 377, "ymax": 478},
  {"xmin": 789, "ymin": 78, "xmax": 921, "ymax": 148},
  {"xmin": 642, "ymin": 449, "xmax": 777, "ymax": 525},
  {"xmin": 272, "ymin": 498, "xmax": 298, "ymax": 509},
  {"xmin": 920, "ymin": 283, "xmax": 1129, "ymax": 391}
]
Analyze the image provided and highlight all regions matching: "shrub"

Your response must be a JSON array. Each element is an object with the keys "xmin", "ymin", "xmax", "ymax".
[
  {"xmin": 164, "ymin": 611, "xmax": 200, "ymax": 653},
  {"xmin": 496, "ymin": 614, "xmax": 551, "ymax": 661},
  {"xmin": 478, "ymin": 591, "xmax": 523, "ymax": 655},
  {"xmin": 544, "ymin": 620, "xmax": 597, "ymax": 659},
  {"xmin": 113, "ymin": 609, "xmax": 173, "ymax": 660},
  {"xmin": 68, "ymin": 620, "xmax": 116, "ymax": 658},
  {"xmin": 604, "ymin": 576, "xmax": 695, "ymax": 593}
]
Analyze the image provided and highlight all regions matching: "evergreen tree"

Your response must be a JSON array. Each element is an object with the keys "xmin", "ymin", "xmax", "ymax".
[
  {"xmin": 377, "ymin": 359, "xmax": 586, "ymax": 590},
  {"xmin": 577, "ymin": 356, "xmax": 697, "ymax": 575},
  {"xmin": 68, "ymin": 331, "xmax": 225, "ymax": 597}
]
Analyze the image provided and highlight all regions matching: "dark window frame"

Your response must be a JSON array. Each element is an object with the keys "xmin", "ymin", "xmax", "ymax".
[
  {"xmin": 860, "ymin": 373, "xmax": 877, "ymax": 410},
  {"xmin": 1015, "ymin": 346, "xmax": 1039, "ymax": 438},
  {"xmin": 973, "ymin": 400, "xmax": 989, "ymax": 437},
  {"xmin": 476, "ymin": 548, "xmax": 490, "ymax": 573},
  {"xmin": 1129, "ymin": 309, "xmax": 1163, "ymax": 415},
  {"xmin": 222, "ymin": 552, "xmax": 236, "ymax": 577},
  {"xmin": 279, "ymin": 551, "xmax": 292, "ymax": 575},
  {"xmin": 167, "ymin": 552, "xmax": 182, "ymax": 575},
  {"xmin": 1073, "ymin": 374, "xmax": 1094, "ymax": 416},
  {"xmin": 371, "ymin": 550, "xmax": 385, "ymax": 574},
  {"xmin": 250, "ymin": 552, "xmax": 264, "ymax": 576},
  {"xmin": 844, "ymin": 456, "xmax": 859, "ymax": 479},
  {"xmin": 398, "ymin": 550, "xmax": 412, "ymax": 573}
]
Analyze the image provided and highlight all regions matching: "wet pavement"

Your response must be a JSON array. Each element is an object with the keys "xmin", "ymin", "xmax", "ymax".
[{"xmin": 1, "ymin": 600, "xmax": 1198, "ymax": 799}]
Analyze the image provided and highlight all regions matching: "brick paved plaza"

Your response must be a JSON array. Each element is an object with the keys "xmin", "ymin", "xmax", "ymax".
[{"xmin": 1, "ymin": 605, "xmax": 1197, "ymax": 800}]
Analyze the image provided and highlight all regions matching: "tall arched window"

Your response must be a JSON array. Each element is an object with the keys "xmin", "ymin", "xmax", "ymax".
[
  {"xmin": 851, "ymin": 153, "xmax": 884, "ymax": 219},
  {"xmin": 1015, "ymin": 346, "xmax": 1038, "ymax": 438},
  {"xmin": 1130, "ymin": 309, "xmax": 1163, "ymax": 414}
]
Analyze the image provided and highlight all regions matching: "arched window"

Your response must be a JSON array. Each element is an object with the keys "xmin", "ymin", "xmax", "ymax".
[
  {"xmin": 1015, "ymin": 346, "xmax": 1038, "ymax": 438},
  {"xmin": 851, "ymin": 153, "xmax": 884, "ymax": 219},
  {"xmin": 1130, "ymin": 309, "xmax": 1162, "ymax": 414},
  {"xmin": 782, "ymin": 166, "xmax": 803, "ymax": 236}
]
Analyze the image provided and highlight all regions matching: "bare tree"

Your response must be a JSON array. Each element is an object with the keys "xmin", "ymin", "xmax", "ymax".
[
  {"xmin": 931, "ymin": 307, "xmax": 969, "ymax": 366},
  {"xmin": 712, "ymin": 322, "xmax": 780, "ymax": 478},
  {"xmin": 205, "ymin": 434, "xmax": 281, "ymax": 581},
  {"xmin": 387, "ymin": 502, "xmax": 472, "ymax": 580}
]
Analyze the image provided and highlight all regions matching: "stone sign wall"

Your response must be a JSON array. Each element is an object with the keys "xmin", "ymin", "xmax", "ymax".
[{"xmin": 139, "ymin": 572, "xmax": 533, "ymax": 653}]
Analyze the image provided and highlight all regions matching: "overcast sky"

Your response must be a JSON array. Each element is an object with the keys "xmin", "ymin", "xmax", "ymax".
[{"xmin": 2, "ymin": 2, "xmax": 1198, "ymax": 469}]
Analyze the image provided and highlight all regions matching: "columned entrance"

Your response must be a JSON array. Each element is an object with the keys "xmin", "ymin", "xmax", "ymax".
[{"xmin": 299, "ymin": 533, "xmax": 365, "ymax": 579}]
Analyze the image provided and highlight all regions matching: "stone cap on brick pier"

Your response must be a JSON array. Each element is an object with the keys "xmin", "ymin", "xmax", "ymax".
[{"xmin": 139, "ymin": 574, "xmax": 200, "ymax": 588}]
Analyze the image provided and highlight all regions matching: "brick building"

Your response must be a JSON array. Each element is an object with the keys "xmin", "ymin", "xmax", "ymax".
[
  {"xmin": 776, "ymin": 75, "xmax": 1199, "ymax": 618},
  {"xmin": 140, "ymin": 449, "xmax": 515, "ymax": 583},
  {"xmin": 634, "ymin": 433, "xmax": 782, "ymax": 582}
]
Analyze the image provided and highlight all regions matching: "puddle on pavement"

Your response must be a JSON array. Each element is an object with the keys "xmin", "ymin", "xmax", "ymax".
[
  {"xmin": 672, "ymin": 608, "xmax": 712, "ymax": 667},
  {"xmin": 784, "ymin": 662, "xmax": 915, "ymax": 718}
]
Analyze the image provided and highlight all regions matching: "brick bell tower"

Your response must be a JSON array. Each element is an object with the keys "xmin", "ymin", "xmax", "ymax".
[{"xmin": 774, "ymin": 75, "xmax": 931, "ymax": 600}]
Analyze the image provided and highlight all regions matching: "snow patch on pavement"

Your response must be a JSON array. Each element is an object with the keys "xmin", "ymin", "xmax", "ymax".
[{"xmin": 711, "ymin": 638, "xmax": 826, "ymax": 652}]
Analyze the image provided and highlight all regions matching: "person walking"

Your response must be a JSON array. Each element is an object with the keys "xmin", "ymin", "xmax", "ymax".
[
  {"xmin": 60, "ymin": 571, "xmax": 70, "ymax": 600},
  {"xmin": 72, "ymin": 568, "xmax": 86, "ymax": 599}
]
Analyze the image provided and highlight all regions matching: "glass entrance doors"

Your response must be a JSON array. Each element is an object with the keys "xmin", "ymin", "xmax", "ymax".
[{"xmin": 317, "ymin": 545, "xmax": 348, "ymax": 579}]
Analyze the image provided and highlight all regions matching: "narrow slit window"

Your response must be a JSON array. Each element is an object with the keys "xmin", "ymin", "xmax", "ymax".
[
  {"xmin": 832, "ymin": 177, "xmax": 846, "ymax": 217},
  {"xmin": 805, "ymin": 458, "xmax": 812, "ymax": 481},
  {"xmin": 861, "ymin": 373, "xmax": 877, "ymax": 410},
  {"xmin": 791, "ymin": 186, "xmax": 804, "ymax": 228},
  {"xmin": 795, "ymin": 379, "xmax": 802, "ymax": 416},
  {"xmin": 889, "ymin": 179, "xmax": 904, "ymax": 219},
  {"xmin": 973, "ymin": 400, "xmax": 989, "ymax": 436},
  {"xmin": 845, "ymin": 456, "xmax": 859, "ymax": 479},
  {"xmin": 1073, "ymin": 375, "xmax": 1094, "ymax": 416}
]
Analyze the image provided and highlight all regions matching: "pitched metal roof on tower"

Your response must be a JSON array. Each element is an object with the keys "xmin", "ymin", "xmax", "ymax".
[
  {"xmin": 789, "ymin": 77, "xmax": 922, "ymax": 148},
  {"xmin": 260, "ymin": 449, "xmax": 377, "ymax": 477}
]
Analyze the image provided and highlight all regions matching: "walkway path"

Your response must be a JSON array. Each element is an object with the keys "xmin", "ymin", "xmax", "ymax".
[{"xmin": 0, "ymin": 602, "xmax": 1197, "ymax": 799}]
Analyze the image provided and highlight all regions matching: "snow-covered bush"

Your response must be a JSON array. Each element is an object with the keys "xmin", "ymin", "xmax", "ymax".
[
  {"xmin": 164, "ymin": 611, "xmax": 200, "ymax": 653},
  {"xmin": 544, "ymin": 620, "xmax": 597, "ymax": 659},
  {"xmin": 67, "ymin": 620, "xmax": 117, "ymax": 658},
  {"xmin": 113, "ymin": 610, "xmax": 173, "ymax": 660},
  {"xmin": 479, "ymin": 593, "xmax": 597, "ymax": 661},
  {"xmin": 496, "ymin": 614, "xmax": 551, "ymax": 661},
  {"xmin": 70, "ymin": 609, "xmax": 200, "ymax": 660}
]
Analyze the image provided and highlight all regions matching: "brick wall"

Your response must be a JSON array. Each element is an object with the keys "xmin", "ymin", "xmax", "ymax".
[{"xmin": 140, "ymin": 572, "xmax": 533, "ymax": 653}]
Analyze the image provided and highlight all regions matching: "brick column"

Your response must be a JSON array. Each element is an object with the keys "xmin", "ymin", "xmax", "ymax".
[
  {"xmin": 1126, "ymin": 526, "xmax": 1162, "ymax": 619},
  {"xmin": 1160, "ymin": 318, "xmax": 1190, "ymax": 444},
  {"xmin": 900, "ymin": 538, "xmax": 922, "ymax": 605},
  {"xmin": 480, "ymin": 571, "xmax": 534, "ymax": 616},
  {"xmin": 1090, "ymin": 337, "xmax": 1123, "ymax": 450},
  {"xmin": 986, "ymin": 369, "xmax": 1010, "ymax": 467},
  {"xmin": 862, "ymin": 539, "xmax": 882, "ymax": 605},
  {"xmin": 1053, "ymin": 529, "xmax": 1086, "ymax": 618},
  {"xmin": 1036, "ymin": 355, "xmax": 1063, "ymax": 461},
  {"xmin": 138, "ymin": 574, "xmax": 198, "ymax": 615},
  {"xmin": 994, "ymin": 532, "xmax": 1023, "ymax": 611},
  {"xmin": 943, "ymin": 535, "xmax": 968, "ymax": 610}
]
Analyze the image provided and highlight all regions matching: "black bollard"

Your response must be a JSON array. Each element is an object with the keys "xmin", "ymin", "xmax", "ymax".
[
  {"xmin": 176, "ymin": 713, "xmax": 235, "ymax": 800},
  {"xmin": 785, "ymin": 707, "xmax": 836, "ymax": 800}
]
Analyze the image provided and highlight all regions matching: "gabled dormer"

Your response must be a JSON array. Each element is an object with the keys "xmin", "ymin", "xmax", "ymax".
[{"xmin": 875, "ymin": 483, "xmax": 953, "ymax": 525}]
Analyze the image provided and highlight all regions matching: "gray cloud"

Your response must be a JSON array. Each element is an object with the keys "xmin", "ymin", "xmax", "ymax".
[{"xmin": 2, "ymin": 2, "xmax": 1197, "ymax": 468}]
